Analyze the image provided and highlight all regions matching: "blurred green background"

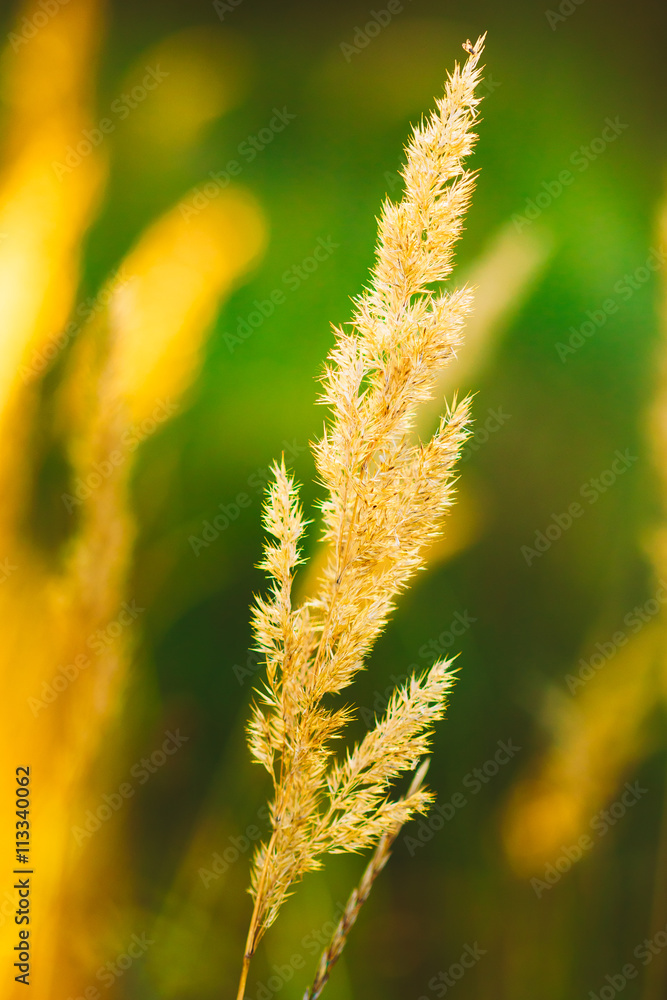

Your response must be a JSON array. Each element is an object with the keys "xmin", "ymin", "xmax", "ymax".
[{"xmin": 4, "ymin": 0, "xmax": 667, "ymax": 996}]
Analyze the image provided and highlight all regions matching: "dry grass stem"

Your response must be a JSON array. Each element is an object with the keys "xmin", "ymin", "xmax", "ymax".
[
  {"xmin": 237, "ymin": 35, "xmax": 487, "ymax": 1000},
  {"xmin": 303, "ymin": 760, "xmax": 431, "ymax": 1000}
]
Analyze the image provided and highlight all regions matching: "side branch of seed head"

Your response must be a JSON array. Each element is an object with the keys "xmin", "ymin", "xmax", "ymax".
[{"xmin": 238, "ymin": 37, "xmax": 486, "ymax": 993}]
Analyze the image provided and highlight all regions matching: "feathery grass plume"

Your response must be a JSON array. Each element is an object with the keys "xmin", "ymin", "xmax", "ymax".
[
  {"xmin": 303, "ymin": 759, "xmax": 431, "ymax": 1000},
  {"xmin": 296, "ymin": 218, "xmax": 553, "ymax": 603},
  {"xmin": 237, "ymin": 35, "xmax": 486, "ymax": 999},
  {"xmin": 135, "ymin": 138, "xmax": 551, "ymax": 1000}
]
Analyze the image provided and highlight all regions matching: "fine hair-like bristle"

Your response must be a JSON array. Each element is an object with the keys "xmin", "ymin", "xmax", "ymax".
[
  {"xmin": 303, "ymin": 760, "xmax": 431, "ymax": 1000},
  {"xmin": 237, "ymin": 35, "xmax": 487, "ymax": 1000}
]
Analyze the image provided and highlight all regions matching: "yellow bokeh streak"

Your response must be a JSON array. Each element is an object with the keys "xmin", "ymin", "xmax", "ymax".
[{"xmin": 0, "ymin": 1, "xmax": 266, "ymax": 996}]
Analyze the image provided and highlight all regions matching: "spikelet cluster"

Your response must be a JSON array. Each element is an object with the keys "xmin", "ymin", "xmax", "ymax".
[
  {"xmin": 241, "ymin": 36, "xmax": 486, "ymax": 976},
  {"xmin": 303, "ymin": 760, "xmax": 431, "ymax": 1000}
]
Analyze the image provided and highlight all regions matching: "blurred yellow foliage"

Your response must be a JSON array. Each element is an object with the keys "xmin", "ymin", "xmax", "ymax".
[
  {"xmin": 502, "ymin": 620, "xmax": 661, "ymax": 875},
  {"xmin": 0, "ymin": 1, "xmax": 265, "ymax": 996},
  {"xmin": 502, "ymin": 198, "xmax": 667, "ymax": 880}
]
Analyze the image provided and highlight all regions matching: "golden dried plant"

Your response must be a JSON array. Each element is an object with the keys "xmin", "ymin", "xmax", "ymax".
[
  {"xmin": 236, "ymin": 35, "xmax": 486, "ymax": 999},
  {"xmin": 144, "ymin": 180, "xmax": 554, "ymax": 1000},
  {"xmin": 0, "ymin": 1, "xmax": 265, "ymax": 996}
]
